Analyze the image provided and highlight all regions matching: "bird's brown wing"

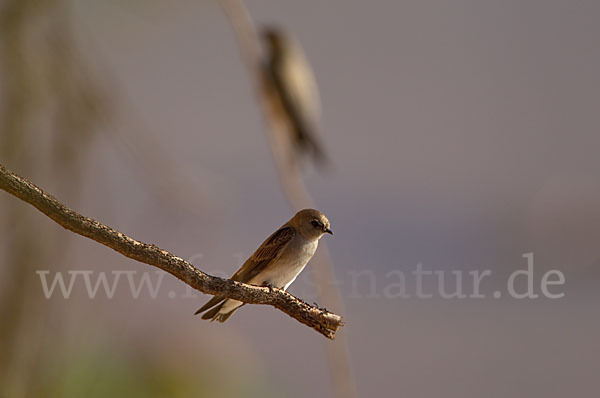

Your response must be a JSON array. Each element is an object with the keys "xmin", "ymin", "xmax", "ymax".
[
  {"xmin": 231, "ymin": 226, "xmax": 296, "ymax": 283},
  {"xmin": 194, "ymin": 225, "xmax": 295, "ymax": 317}
]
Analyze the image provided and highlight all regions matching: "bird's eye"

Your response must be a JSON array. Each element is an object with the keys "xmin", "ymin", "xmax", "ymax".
[{"xmin": 311, "ymin": 220, "xmax": 321, "ymax": 228}]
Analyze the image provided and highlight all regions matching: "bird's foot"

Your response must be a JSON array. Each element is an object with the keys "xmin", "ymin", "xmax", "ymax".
[{"xmin": 263, "ymin": 282, "xmax": 276, "ymax": 293}]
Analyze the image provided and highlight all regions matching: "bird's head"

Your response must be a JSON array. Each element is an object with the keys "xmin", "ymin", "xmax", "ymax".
[
  {"xmin": 261, "ymin": 26, "xmax": 286, "ymax": 54},
  {"xmin": 291, "ymin": 208, "xmax": 332, "ymax": 240}
]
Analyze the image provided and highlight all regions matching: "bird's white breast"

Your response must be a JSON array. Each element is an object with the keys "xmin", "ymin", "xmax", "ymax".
[
  {"xmin": 250, "ymin": 238, "xmax": 318, "ymax": 290},
  {"xmin": 282, "ymin": 41, "xmax": 321, "ymax": 124}
]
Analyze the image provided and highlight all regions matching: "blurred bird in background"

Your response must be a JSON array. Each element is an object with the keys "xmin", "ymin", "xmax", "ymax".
[
  {"xmin": 261, "ymin": 26, "xmax": 329, "ymax": 166},
  {"xmin": 195, "ymin": 209, "xmax": 332, "ymax": 322}
]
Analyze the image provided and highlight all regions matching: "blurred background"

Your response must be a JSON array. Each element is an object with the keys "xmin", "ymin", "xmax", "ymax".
[{"xmin": 1, "ymin": 0, "xmax": 600, "ymax": 397}]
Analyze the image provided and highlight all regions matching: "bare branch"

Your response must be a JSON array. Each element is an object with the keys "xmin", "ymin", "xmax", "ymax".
[{"xmin": 0, "ymin": 163, "xmax": 343, "ymax": 339}]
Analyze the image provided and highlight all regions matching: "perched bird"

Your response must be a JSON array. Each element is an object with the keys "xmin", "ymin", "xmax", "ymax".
[
  {"xmin": 195, "ymin": 209, "xmax": 333, "ymax": 322},
  {"xmin": 261, "ymin": 26, "xmax": 328, "ymax": 165}
]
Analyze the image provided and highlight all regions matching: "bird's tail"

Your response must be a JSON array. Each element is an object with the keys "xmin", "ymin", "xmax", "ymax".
[
  {"xmin": 194, "ymin": 296, "xmax": 242, "ymax": 323},
  {"xmin": 300, "ymin": 128, "xmax": 328, "ymax": 166}
]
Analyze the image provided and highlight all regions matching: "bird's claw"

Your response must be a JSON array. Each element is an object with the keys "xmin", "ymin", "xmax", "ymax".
[{"xmin": 264, "ymin": 283, "xmax": 276, "ymax": 293}]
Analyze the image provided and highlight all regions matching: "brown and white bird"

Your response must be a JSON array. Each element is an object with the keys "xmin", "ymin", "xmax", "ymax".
[
  {"xmin": 261, "ymin": 26, "xmax": 328, "ymax": 165},
  {"xmin": 195, "ymin": 209, "xmax": 332, "ymax": 322}
]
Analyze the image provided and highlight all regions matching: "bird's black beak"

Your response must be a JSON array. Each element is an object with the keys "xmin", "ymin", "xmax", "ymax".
[{"xmin": 325, "ymin": 228, "xmax": 333, "ymax": 235}]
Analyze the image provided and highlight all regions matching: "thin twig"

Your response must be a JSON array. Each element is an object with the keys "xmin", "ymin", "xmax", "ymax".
[{"xmin": 0, "ymin": 163, "xmax": 343, "ymax": 339}]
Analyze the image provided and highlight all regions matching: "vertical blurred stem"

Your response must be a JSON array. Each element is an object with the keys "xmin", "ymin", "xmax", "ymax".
[
  {"xmin": 0, "ymin": 0, "xmax": 33, "ymax": 158},
  {"xmin": 218, "ymin": 1, "xmax": 357, "ymax": 397},
  {"xmin": 0, "ymin": 1, "xmax": 45, "ymax": 396},
  {"xmin": 0, "ymin": 0, "xmax": 105, "ymax": 396}
]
